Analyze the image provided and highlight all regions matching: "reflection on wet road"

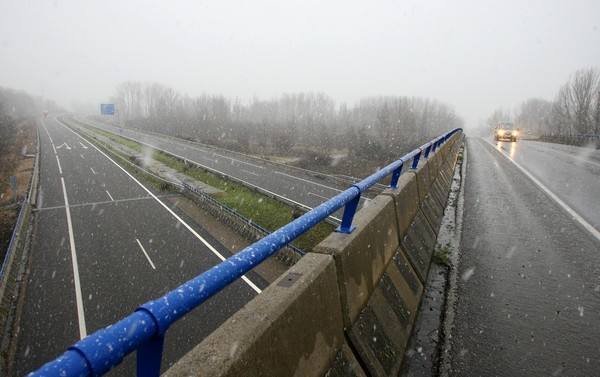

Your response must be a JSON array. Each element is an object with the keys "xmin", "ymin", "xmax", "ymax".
[{"xmin": 449, "ymin": 138, "xmax": 600, "ymax": 376}]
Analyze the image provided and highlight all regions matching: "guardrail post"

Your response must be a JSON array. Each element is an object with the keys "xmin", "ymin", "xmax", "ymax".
[
  {"xmin": 137, "ymin": 334, "xmax": 165, "ymax": 377},
  {"xmin": 390, "ymin": 163, "xmax": 404, "ymax": 189},
  {"xmin": 336, "ymin": 190, "xmax": 361, "ymax": 234},
  {"xmin": 423, "ymin": 144, "xmax": 433, "ymax": 158},
  {"xmin": 411, "ymin": 150, "xmax": 422, "ymax": 169}
]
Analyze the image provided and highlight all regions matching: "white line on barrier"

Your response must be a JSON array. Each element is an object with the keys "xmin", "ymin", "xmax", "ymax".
[
  {"xmin": 136, "ymin": 238, "xmax": 156, "ymax": 270},
  {"xmin": 106, "ymin": 190, "xmax": 114, "ymax": 201},
  {"xmin": 482, "ymin": 138, "xmax": 600, "ymax": 242},
  {"xmin": 61, "ymin": 176, "xmax": 87, "ymax": 338},
  {"xmin": 57, "ymin": 118, "xmax": 263, "ymax": 294}
]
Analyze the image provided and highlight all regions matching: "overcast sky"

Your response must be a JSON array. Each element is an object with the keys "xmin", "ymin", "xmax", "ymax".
[{"xmin": 1, "ymin": 0, "xmax": 599, "ymax": 127}]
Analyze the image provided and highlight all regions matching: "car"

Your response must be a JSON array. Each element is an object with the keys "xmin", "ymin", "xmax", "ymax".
[{"xmin": 494, "ymin": 122, "xmax": 518, "ymax": 142}]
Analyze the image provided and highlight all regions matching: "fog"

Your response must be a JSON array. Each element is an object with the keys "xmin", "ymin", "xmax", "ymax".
[{"xmin": 1, "ymin": 0, "xmax": 599, "ymax": 127}]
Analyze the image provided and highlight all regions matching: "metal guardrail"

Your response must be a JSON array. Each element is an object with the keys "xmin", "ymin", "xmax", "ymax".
[
  {"xmin": 0, "ymin": 125, "xmax": 39, "ymax": 281},
  {"xmin": 28, "ymin": 127, "xmax": 462, "ymax": 377}
]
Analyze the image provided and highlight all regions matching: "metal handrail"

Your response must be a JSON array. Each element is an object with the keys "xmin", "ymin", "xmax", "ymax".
[{"xmin": 28, "ymin": 128, "xmax": 462, "ymax": 377}]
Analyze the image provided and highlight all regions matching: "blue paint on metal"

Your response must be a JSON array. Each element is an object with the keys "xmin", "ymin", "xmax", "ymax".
[
  {"xmin": 100, "ymin": 104, "xmax": 115, "ymax": 115},
  {"xmin": 27, "ymin": 127, "xmax": 462, "ymax": 377}
]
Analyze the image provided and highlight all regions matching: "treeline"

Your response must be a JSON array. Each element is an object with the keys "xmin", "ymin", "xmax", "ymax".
[
  {"xmin": 109, "ymin": 82, "xmax": 463, "ymax": 164},
  {"xmin": 0, "ymin": 86, "xmax": 54, "ymax": 185},
  {"xmin": 488, "ymin": 68, "xmax": 600, "ymax": 137}
]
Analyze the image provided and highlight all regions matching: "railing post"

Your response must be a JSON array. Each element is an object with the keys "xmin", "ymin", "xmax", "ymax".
[
  {"xmin": 390, "ymin": 163, "xmax": 403, "ymax": 189},
  {"xmin": 423, "ymin": 144, "xmax": 432, "ymax": 158},
  {"xmin": 411, "ymin": 150, "xmax": 422, "ymax": 169},
  {"xmin": 336, "ymin": 191, "xmax": 360, "ymax": 234},
  {"xmin": 137, "ymin": 334, "xmax": 165, "ymax": 377}
]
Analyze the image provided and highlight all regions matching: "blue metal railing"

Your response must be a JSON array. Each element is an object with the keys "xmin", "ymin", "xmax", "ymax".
[{"xmin": 28, "ymin": 128, "xmax": 462, "ymax": 377}]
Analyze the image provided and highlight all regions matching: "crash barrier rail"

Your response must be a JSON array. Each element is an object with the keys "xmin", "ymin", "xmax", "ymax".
[
  {"xmin": 181, "ymin": 182, "xmax": 305, "ymax": 259},
  {"xmin": 0, "ymin": 126, "xmax": 39, "ymax": 283},
  {"xmin": 28, "ymin": 127, "xmax": 463, "ymax": 377}
]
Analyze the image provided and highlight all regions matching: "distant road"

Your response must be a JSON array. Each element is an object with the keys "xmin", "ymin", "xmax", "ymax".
[
  {"xmin": 16, "ymin": 117, "xmax": 264, "ymax": 376},
  {"xmin": 449, "ymin": 138, "xmax": 600, "ymax": 376},
  {"xmin": 75, "ymin": 117, "xmax": 373, "ymax": 220}
]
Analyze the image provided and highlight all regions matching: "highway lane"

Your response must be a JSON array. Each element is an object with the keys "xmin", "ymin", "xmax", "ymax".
[
  {"xmin": 448, "ymin": 138, "xmax": 600, "ymax": 376},
  {"xmin": 74, "ymin": 117, "xmax": 372, "ymax": 219},
  {"xmin": 15, "ymin": 118, "xmax": 264, "ymax": 376},
  {"xmin": 490, "ymin": 139, "xmax": 600, "ymax": 233}
]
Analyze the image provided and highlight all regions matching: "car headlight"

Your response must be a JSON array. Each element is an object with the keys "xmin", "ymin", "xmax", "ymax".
[
  {"xmin": 497, "ymin": 129, "xmax": 504, "ymax": 135},
  {"xmin": 512, "ymin": 130, "xmax": 518, "ymax": 136}
]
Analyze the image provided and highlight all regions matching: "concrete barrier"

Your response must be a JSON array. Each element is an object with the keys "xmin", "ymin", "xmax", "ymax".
[
  {"xmin": 313, "ymin": 195, "xmax": 400, "ymax": 326},
  {"xmin": 165, "ymin": 133, "xmax": 464, "ymax": 377},
  {"xmin": 164, "ymin": 253, "xmax": 345, "ymax": 377}
]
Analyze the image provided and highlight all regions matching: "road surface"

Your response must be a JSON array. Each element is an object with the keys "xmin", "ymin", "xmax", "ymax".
[
  {"xmin": 449, "ymin": 138, "xmax": 600, "ymax": 376},
  {"xmin": 74, "ymin": 117, "xmax": 372, "ymax": 219},
  {"xmin": 493, "ymin": 139, "xmax": 600, "ymax": 232},
  {"xmin": 15, "ymin": 118, "xmax": 265, "ymax": 376}
]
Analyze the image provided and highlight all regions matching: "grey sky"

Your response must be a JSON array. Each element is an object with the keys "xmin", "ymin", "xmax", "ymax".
[{"xmin": 1, "ymin": 0, "xmax": 599, "ymax": 127}]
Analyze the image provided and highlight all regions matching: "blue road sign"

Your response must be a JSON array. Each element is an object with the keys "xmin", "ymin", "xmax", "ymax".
[{"xmin": 100, "ymin": 104, "xmax": 115, "ymax": 115}]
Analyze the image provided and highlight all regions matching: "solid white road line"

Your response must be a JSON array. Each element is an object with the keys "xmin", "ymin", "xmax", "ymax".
[
  {"xmin": 41, "ymin": 121, "xmax": 57, "ymax": 154},
  {"xmin": 57, "ymin": 119, "xmax": 263, "ymax": 293},
  {"xmin": 308, "ymin": 192, "xmax": 329, "ymax": 200},
  {"xmin": 241, "ymin": 168, "xmax": 260, "ymax": 176},
  {"xmin": 90, "ymin": 167, "xmax": 97, "ymax": 175},
  {"xmin": 483, "ymin": 138, "xmax": 600, "ymax": 242},
  {"xmin": 60, "ymin": 176, "xmax": 87, "ymax": 339},
  {"xmin": 213, "ymin": 152, "xmax": 265, "ymax": 170},
  {"xmin": 55, "ymin": 155, "xmax": 63, "ymax": 175},
  {"xmin": 105, "ymin": 190, "xmax": 114, "ymax": 201},
  {"xmin": 274, "ymin": 170, "xmax": 343, "ymax": 192},
  {"xmin": 135, "ymin": 238, "xmax": 156, "ymax": 270}
]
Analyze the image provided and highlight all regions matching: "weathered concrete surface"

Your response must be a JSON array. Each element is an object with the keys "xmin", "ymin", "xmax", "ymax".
[
  {"xmin": 382, "ymin": 173, "xmax": 420, "ymax": 238},
  {"xmin": 347, "ymin": 247, "xmax": 424, "ymax": 377},
  {"xmin": 323, "ymin": 343, "xmax": 368, "ymax": 377},
  {"xmin": 313, "ymin": 195, "xmax": 400, "ymax": 326},
  {"xmin": 411, "ymin": 162, "xmax": 432, "ymax": 203},
  {"xmin": 401, "ymin": 209, "xmax": 437, "ymax": 283},
  {"xmin": 164, "ymin": 253, "xmax": 344, "ymax": 377}
]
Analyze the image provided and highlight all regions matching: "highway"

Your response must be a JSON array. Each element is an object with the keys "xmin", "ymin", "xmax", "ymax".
[
  {"xmin": 74, "ymin": 117, "xmax": 372, "ymax": 219},
  {"xmin": 15, "ymin": 118, "xmax": 265, "ymax": 376},
  {"xmin": 448, "ymin": 138, "xmax": 600, "ymax": 376}
]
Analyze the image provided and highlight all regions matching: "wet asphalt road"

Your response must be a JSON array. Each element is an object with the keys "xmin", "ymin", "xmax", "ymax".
[
  {"xmin": 76, "ymin": 117, "xmax": 370, "ymax": 219},
  {"xmin": 449, "ymin": 138, "xmax": 600, "ymax": 376},
  {"xmin": 492, "ymin": 139, "xmax": 600, "ymax": 232},
  {"xmin": 16, "ymin": 118, "xmax": 264, "ymax": 376}
]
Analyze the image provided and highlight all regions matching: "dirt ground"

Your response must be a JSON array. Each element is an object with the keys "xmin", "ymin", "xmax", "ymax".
[{"xmin": 0, "ymin": 119, "xmax": 36, "ymax": 260}]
